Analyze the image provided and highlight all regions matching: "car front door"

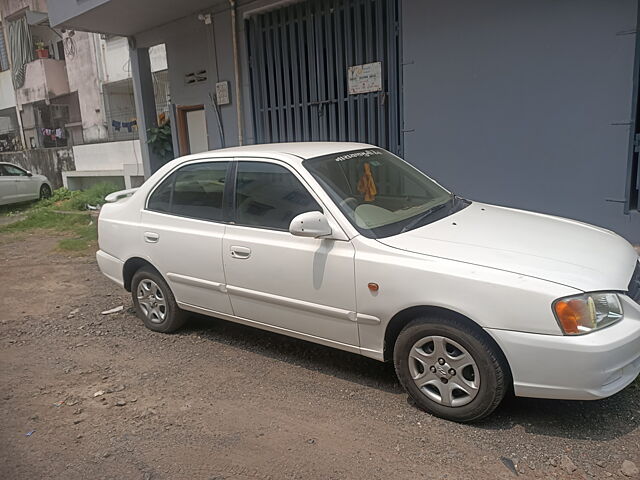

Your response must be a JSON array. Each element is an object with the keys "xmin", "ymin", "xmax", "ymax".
[
  {"xmin": 0, "ymin": 165, "xmax": 18, "ymax": 204},
  {"xmin": 222, "ymin": 159, "xmax": 359, "ymax": 348},
  {"xmin": 2, "ymin": 164, "xmax": 36, "ymax": 201},
  {"xmin": 140, "ymin": 160, "xmax": 233, "ymax": 315}
]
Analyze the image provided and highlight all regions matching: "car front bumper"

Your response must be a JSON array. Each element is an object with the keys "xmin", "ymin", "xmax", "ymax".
[{"xmin": 487, "ymin": 295, "xmax": 640, "ymax": 400}]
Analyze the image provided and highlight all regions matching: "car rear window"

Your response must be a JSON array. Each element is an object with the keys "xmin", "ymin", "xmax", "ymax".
[{"xmin": 147, "ymin": 161, "xmax": 229, "ymax": 222}]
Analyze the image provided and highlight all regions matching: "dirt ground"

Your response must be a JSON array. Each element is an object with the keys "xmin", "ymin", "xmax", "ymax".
[{"xmin": 1, "ymin": 232, "xmax": 639, "ymax": 480}]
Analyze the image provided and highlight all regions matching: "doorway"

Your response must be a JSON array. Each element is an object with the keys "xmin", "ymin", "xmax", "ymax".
[{"xmin": 176, "ymin": 105, "xmax": 208, "ymax": 155}]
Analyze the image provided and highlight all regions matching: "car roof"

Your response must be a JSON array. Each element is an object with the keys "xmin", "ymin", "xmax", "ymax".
[{"xmin": 181, "ymin": 142, "xmax": 376, "ymax": 164}]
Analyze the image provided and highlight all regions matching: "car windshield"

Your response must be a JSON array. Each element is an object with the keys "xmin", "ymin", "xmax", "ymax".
[{"xmin": 303, "ymin": 148, "xmax": 469, "ymax": 238}]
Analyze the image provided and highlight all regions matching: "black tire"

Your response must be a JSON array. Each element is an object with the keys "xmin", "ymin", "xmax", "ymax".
[
  {"xmin": 393, "ymin": 316, "xmax": 509, "ymax": 423},
  {"xmin": 39, "ymin": 184, "xmax": 51, "ymax": 199},
  {"xmin": 131, "ymin": 266, "xmax": 187, "ymax": 333}
]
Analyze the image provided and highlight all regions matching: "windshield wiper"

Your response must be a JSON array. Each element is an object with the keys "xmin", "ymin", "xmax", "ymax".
[{"xmin": 400, "ymin": 200, "xmax": 450, "ymax": 233}]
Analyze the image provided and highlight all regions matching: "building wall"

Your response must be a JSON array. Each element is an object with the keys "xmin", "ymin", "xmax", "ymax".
[
  {"xmin": 402, "ymin": 0, "xmax": 639, "ymax": 241},
  {"xmin": 0, "ymin": 146, "xmax": 74, "ymax": 188},
  {"xmin": 132, "ymin": 0, "xmax": 639, "ymax": 241},
  {"xmin": 138, "ymin": 12, "xmax": 234, "ymax": 152},
  {"xmin": 72, "ymin": 139, "xmax": 142, "ymax": 172},
  {"xmin": 1, "ymin": 0, "xmax": 48, "ymax": 18},
  {"xmin": 16, "ymin": 58, "xmax": 69, "ymax": 104},
  {"xmin": 134, "ymin": 0, "xmax": 281, "ymax": 152},
  {"xmin": 64, "ymin": 31, "xmax": 108, "ymax": 143},
  {"xmin": 0, "ymin": 70, "xmax": 16, "ymax": 110},
  {"xmin": 102, "ymin": 36, "xmax": 167, "ymax": 83}
]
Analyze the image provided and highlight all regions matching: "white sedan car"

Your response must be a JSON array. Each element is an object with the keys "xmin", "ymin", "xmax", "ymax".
[
  {"xmin": 0, "ymin": 162, "xmax": 52, "ymax": 205},
  {"xmin": 97, "ymin": 143, "xmax": 640, "ymax": 422}
]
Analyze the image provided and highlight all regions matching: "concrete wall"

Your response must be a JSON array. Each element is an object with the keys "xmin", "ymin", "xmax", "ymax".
[
  {"xmin": 64, "ymin": 31, "xmax": 108, "ymax": 143},
  {"xmin": 102, "ymin": 36, "xmax": 167, "ymax": 83},
  {"xmin": 402, "ymin": 0, "xmax": 639, "ymax": 241},
  {"xmin": 16, "ymin": 59, "xmax": 69, "ymax": 104},
  {"xmin": 1, "ymin": 0, "xmax": 48, "ymax": 18},
  {"xmin": 0, "ymin": 71, "xmax": 16, "ymax": 110},
  {"xmin": 65, "ymin": 140, "xmax": 143, "ymax": 189},
  {"xmin": 0, "ymin": 146, "xmax": 74, "ymax": 188},
  {"xmin": 72, "ymin": 140, "xmax": 142, "ymax": 172}
]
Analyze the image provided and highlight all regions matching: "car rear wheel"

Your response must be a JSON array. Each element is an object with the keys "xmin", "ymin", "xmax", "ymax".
[
  {"xmin": 394, "ymin": 317, "xmax": 509, "ymax": 422},
  {"xmin": 131, "ymin": 267, "xmax": 187, "ymax": 333},
  {"xmin": 39, "ymin": 184, "xmax": 51, "ymax": 200}
]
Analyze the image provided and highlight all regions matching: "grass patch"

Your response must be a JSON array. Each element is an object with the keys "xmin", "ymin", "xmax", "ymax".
[
  {"xmin": 58, "ymin": 222, "xmax": 97, "ymax": 252},
  {"xmin": 0, "ymin": 182, "xmax": 119, "ymax": 254},
  {"xmin": 1, "ymin": 208, "xmax": 90, "ymax": 232},
  {"xmin": 34, "ymin": 182, "xmax": 120, "ymax": 212}
]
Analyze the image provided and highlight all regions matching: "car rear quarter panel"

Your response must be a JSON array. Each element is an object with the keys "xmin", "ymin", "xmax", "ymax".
[{"xmin": 98, "ymin": 197, "xmax": 146, "ymax": 267}]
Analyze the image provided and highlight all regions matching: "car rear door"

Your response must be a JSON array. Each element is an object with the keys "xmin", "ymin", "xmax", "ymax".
[
  {"xmin": 3, "ymin": 164, "xmax": 36, "ymax": 201},
  {"xmin": 139, "ymin": 159, "xmax": 233, "ymax": 315},
  {"xmin": 222, "ymin": 159, "xmax": 359, "ymax": 348}
]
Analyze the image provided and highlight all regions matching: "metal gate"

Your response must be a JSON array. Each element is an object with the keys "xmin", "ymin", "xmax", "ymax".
[{"xmin": 247, "ymin": 0, "xmax": 401, "ymax": 154}]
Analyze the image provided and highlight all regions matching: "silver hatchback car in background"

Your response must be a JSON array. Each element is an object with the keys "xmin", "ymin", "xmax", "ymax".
[{"xmin": 0, "ymin": 162, "xmax": 52, "ymax": 206}]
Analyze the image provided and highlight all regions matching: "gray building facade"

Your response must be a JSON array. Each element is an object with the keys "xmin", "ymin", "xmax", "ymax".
[{"xmin": 48, "ymin": 0, "xmax": 640, "ymax": 241}]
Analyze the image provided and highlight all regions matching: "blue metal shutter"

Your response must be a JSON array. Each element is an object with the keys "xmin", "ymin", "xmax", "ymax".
[{"xmin": 247, "ymin": 0, "xmax": 402, "ymax": 154}]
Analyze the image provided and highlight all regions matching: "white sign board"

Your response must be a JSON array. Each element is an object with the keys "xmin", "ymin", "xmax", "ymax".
[
  {"xmin": 347, "ymin": 62, "xmax": 382, "ymax": 95},
  {"xmin": 216, "ymin": 81, "xmax": 230, "ymax": 105}
]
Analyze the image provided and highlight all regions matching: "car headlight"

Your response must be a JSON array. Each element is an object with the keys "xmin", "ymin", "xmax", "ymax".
[{"xmin": 553, "ymin": 292, "xmax": 623, "ymax": 335}]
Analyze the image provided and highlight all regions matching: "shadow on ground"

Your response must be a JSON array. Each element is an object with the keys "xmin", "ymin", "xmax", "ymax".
[{"xmin": 176, "ymin": 312, "xmax": 639, "ymax": 441}]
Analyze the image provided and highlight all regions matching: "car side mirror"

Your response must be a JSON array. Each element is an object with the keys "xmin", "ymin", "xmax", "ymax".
[
  {"xmin": 26, "ymin": 171, "xmax": 33, "ymax": 177},
  {"xmin": 289, "ymin": 211, "xmax": 332, "ymax": 238}
]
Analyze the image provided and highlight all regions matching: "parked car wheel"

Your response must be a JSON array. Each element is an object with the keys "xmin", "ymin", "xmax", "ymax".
[
  {"xmin": 131, "ymin": 267, "xmax": 187, "ymax": 333},
  {"xmin": 394, "ymin": 317, "xmax": 509, "ymax": 422},
  {"xmin": 39, "ymin": 184, "xmax": 51, "ymax": 200}
]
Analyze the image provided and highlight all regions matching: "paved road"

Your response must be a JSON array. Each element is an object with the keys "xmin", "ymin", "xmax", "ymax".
[{"xmin": 1, "ymin": 233, "xmax": 638, "ymax": 479}]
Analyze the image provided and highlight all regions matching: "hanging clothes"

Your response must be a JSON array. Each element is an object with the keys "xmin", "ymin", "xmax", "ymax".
[{"xmin": 121, "ymin": 120, "xmax": 137, "ymax": 133}]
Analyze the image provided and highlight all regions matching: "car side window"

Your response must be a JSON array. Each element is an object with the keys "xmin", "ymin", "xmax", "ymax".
[
  {"xmin": 147, "ymin": 172, "xmax": 175, "ymax": 213},
  {"xmin": 147, "ymin": 161, "xmax": 229, "ymax": 221},
  {"xmin": 235, "ymin": 161, "xmax": 321, "ymax": 230},
  {"xmin": 3, "ymin": 165, "xmax": 26, "ymax": 176}
]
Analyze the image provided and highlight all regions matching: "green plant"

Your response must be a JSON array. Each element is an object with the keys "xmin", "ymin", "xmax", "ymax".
[
  {"xmin": 63, "ymin": 182, "xmax": 120, "ymax": 210},
  {"xmin": 35, "ymin": 187, "xmax": 80, "ymax": 208},
  {"xmin": 34, "ymin": 41, "xmax": 46, "ymax": 50},
  {"xmin": 147, "ymin": 121, "xmax": 174, "ymax": 162},
  {"xmin": 0, "ymin": 182, "xmax": 120, "ymax": 255}
]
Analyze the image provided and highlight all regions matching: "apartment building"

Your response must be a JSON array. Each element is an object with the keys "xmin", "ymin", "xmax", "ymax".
[{"xmin": 0, "ymin": 0, "xmax": 168, "ymax": 189}]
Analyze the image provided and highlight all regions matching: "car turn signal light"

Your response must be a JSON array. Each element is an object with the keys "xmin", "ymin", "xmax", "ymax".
[{"xmin": 553, "ymin": 293, "xmax": 623, "ymax": 335}]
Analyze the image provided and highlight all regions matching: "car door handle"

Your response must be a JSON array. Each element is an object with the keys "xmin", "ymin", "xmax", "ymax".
[
  {"xmin": 144, "ymin": 231, "xmax": 160, "ymax": 243},
  {"xmin": 230, "ymin": 245, "xmax": 251, "ymax": 259}
]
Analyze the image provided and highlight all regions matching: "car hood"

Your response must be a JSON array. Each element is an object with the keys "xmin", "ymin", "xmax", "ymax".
[{"xmin": 377, "ymin": 202, "xmax": 638, "ymax": 292}]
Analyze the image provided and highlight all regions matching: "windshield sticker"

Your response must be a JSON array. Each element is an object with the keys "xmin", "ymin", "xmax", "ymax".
[{"xmin": 334, "ymin": 149, "xmax": 382, "ymax": 162}]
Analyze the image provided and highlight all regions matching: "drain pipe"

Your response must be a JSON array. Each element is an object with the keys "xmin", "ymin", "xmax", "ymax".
[{"xmin": 229, "ymin": 0, "xmax": 244, "ymax": 145}]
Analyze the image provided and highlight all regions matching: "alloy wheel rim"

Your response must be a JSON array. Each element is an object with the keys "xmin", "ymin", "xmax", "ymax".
[
  {"xmin": 408, "ymin": 335, "xmax": 480, "ymax": 407},
  {"xmin": 136, "ymin": 279, "xmax": 167, "ymax": 324}
]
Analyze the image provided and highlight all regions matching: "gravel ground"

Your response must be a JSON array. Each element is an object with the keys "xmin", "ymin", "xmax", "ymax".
[{"xmin": 1, "ymin": 232, "xmax": 639, "ymax": 479}]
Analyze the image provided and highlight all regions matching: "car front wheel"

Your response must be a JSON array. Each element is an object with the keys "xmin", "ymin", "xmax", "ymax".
[
  {"xmin": 39, "ymin": 184, "xmax": 51, "ymax": 199},
  {"xmin": 394, "ymin": 317, "xmax": 509, "ymax": 422},
  {"xmin": 131, "ymin": 267, "xmax": 187, "ymax": 333}
]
